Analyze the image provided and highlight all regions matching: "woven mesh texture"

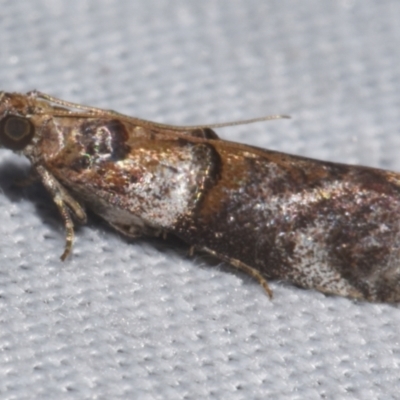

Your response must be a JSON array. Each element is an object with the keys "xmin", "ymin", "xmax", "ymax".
[{"xmin": 0, "ymin": 1, "xmax": 400, "ymax": 399}]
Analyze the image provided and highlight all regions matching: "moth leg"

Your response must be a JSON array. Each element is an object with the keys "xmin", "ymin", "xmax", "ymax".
[
  {"xmin": 108, "ymin": 222, "xmax": 143, "ymax": 238},
  {"xmin": 188, "ymin": 246, "xmax": 195, "ymax": 257},
  {"xmin": 108, "ymin": 222, "xmax": 163, "ymax": 239},
  {"xmin": 35, "ymin": 166, "xmax": 87, "ymax": 260},
  {"xmin": 199, "ymin": 246, "xmax": 273, "ymax": 299}
]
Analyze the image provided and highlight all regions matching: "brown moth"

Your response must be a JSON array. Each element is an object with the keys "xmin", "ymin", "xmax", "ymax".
[{"xmin": 0, "ymin": 91, "xmax": 400, "ymax": 302}]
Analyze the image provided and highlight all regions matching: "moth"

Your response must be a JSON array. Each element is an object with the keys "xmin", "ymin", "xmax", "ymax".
[{"xmin": 0, "ymin": 91, "xmax": 399, "ymax": 302}]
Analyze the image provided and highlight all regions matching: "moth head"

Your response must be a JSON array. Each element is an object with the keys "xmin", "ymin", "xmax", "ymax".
[
  {"xmin": 0, "ymin": 114, "xmax": 35, "ymax": 151},
  {"xmin": 0, "ymin": 92, "xmax": 36, "ymax": 151}
]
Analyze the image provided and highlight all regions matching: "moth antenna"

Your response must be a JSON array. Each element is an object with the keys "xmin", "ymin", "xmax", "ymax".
[{"xmin": 200, "ymin": 114, "xmax": 290, "ymax": 129}]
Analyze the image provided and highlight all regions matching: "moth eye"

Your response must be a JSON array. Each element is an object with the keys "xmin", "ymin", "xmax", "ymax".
[{"xmin": 0, "ymin": 115, "xmax": 35, "ymax": 150}]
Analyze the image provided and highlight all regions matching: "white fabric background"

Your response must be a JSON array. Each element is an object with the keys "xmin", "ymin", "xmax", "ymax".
[{"xmin": 0, "ymin": 1, "xmax": 399, "ymax": 399}]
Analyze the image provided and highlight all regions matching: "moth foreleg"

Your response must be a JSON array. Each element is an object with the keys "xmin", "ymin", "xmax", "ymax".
[{"xmin": 35, "ymin": 165, "xmax": 87, "ymax": 260}]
